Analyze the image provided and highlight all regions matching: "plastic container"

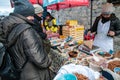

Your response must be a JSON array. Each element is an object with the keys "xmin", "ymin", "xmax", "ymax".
[
  {"xmin": 87, "ymin": 57, "xmax": 106, "ymax": 71},
  {"xmin": 89, "ymin": 62, "xmax": 102, "ymax": 71},
  {"xmin": 114, "ymin": 67, "xmax": 120, "ymax": 74},
  {"xmin": 95, "ymin": 51, "xmax": 113, "ymax": 60},
  {"xmin": 107, "ymin": 58, "xmax": 120, "ymax": 71},
  {"xmin": 56, "ymin": 73, "xmax": 77, "ymax": 80}
]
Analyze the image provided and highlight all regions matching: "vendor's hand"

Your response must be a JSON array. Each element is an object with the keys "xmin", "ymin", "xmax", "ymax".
[
  {"xmin": 87, "ymin": 31, "xmax": 91, "ymax": 35},
  {"xmin": 92, "ymin": 32, "xmax": 96, "ymax": 35},
  {"xmin": 87, "ymin": 31, "xmax": 96, "ymax": 35},
  {"xmin": 46, "ymin": 30, "xmax": 52, "ymax": 34},
  {"xmin": 108, "ymin": 31, "xmax": 115, "ymax": 36}
]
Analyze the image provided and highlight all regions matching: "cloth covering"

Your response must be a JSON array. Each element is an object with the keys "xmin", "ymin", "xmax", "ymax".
[
  {"xmin": 54, "ymin": 64, "xmax": 100, "ymax": 80},
  {"xmin": 102, "ymin": 68, "xmax": 120, "ymax": 80}
]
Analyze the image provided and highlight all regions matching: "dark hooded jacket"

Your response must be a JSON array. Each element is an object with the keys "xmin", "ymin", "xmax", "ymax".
[
  {"xmin": 90, "ymin": 13, "xmax": 120, "ymax": 37},
  {"xmin": 33, "ymin": 14, "xmax": 47, "ymax": 39},
  {"xmin": 0, "ymin": 13, "xmax": 51, "ymax": 80}
]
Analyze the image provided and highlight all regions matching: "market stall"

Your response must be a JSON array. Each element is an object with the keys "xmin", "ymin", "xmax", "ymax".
[
  {"xmin": 28, "ymin": 0, "xmax": 120, "ymax": 79},
  {"xmin": 49, "ymin": 40, "xmax": 120, "ymax": 80},
  {"xmin": 8, "ymin": 0, "xmax": 120, "ymax": 79},
  {"xmin": 47, "ymin": 19, "xmax": 120, "ymax": 80}
]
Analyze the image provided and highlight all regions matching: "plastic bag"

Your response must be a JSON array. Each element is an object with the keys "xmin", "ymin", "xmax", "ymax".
[{"xmin": 54, "ymin": 64, "xmax": 100, "ymax": 80}]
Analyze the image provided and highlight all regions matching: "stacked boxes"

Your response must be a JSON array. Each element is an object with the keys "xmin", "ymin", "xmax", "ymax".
[
  {"xmin": 62, "ymin": 25, "xmax": 84, "ymax": 42},
  {"xmin": 62, "ymin": 26, "xmax": 75, "ymax": 37},
  {"xmin": 66, "ymin": 20, "xmax": 78, "ymax": 26}
]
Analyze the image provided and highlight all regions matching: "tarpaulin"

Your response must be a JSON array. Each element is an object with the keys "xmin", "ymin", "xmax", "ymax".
[
  {"xmin": 29, "ymin": 0, "xmax": 89, "ymax": 10},
  {"xmin": 43, "ymin": 0, "xmax": 64, "ymax": 7}
]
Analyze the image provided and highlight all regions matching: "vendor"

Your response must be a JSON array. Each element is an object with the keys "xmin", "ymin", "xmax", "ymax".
[
  {"xmin": 44, "ymin": 12, "xmax": 58, "ymax": 33},
  {"xmin": 87, "ymin": 3, "xmax": 120, "ymax": 52}
]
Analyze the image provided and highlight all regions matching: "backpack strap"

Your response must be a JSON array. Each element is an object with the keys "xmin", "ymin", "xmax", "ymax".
[
  {"xmin": 7, "ymin": 23, "xmax": 31, "ymax": 48},
  {"xmin": 0, "ymin": 45, "xmax": 5, "ymax": 67}
]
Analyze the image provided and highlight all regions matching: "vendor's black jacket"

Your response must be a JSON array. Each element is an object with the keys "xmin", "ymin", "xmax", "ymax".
[
  {"xmin": 33, "ymin": 14, "xmax": 47, "ymax": 39},
  {"xmin": 89, "ymin": 13, "xmax": 120, "ymax": 36},
  {"xmin": 0, "ymin": 13, "xmax": 51, "ymax": 80}
]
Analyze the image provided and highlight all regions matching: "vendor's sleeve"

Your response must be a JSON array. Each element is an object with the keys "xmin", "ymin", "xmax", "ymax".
[
  {"xmin": 44, "ymin": 20, "xmax": 49, "ymax": 29},
  {"xmin": 114, "ymin": 19, "xmax": 120, "ymax": 36},
  {"xmin": 52, "ymin": 19, "xmax": 57, "ymax": 26},
  {"xmin": 90, "ymin": 17, "xmax": 99, "ymax": 33}
]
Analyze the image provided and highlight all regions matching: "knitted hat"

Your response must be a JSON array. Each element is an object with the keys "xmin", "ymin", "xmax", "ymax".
[
  {"xmin": 33, "ymin": 4, "xmax": 43, "ymax": 14},
  {"xmin": 102, "ymin": 3, "xmax": 115, "ymax": 15},
  {"xmin": 46, "ymin": 12, "xmax": 51, "ymax": 17},
  {"xmin": 13, "ymin": 0, "xmax": 35, "ymax": 17}
]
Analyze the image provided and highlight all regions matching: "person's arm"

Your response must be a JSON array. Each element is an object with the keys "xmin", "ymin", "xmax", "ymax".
[
  {"xmin": 114, "ymin": 18, "xmax": 120, "ymax": 36},
  {"xmin": 21, "ymin": 28, "xmax": 51, "ymax": 69},
  {"xmin": 43, "ymin": 20, "xmax": 49, "ymax": 30},
  {"xmin": 89, "ymin": 17, "xmax": 100, "ymax": 33},
  {"xmin": 52, "ymin": 18, "xmax": 57, "ymax": 26},
  {"xmin": 87, "ymin": 17, "xmax": 100, "ymax": 35},
  {"xmin": 108, "ymin": 18, "xmax": 120, "ymax": 37}
]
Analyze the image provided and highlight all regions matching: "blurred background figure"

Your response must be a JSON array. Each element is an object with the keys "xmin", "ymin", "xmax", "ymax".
[
  {"xmin": 44, "ymin": 12, "xmax": 59, "ymax": 33},
  {"xmin": 33, "ymin": 4, "xmax": 51, "ymax": 54},
  {"xmin": 33, "ymin": 4, "xmax": 47, "ymax": 39}
]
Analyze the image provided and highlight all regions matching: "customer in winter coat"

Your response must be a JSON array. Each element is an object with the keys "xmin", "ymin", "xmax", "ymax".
[
  {"xmin": 33, "ymin": 4, "xmax": 51, "ymax": 54},
  {"xmin": 88, "ymin": 3, "xmax": 120, "ymax": 52},
  {"xmin": 33, "ymin": 4, "xmax": 47, "ymax": 39},
  {"xmin": 0, "ymin": 0, "xmax": 51, "ymax": 80}
]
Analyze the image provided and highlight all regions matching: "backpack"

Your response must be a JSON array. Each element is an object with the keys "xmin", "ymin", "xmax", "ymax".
[
  {"xmin": 0, "ymin": 23, "xmax": 30, "ymax": 80},
  {"xmin": 0, "ymin": 45, "xmax": 24, "ymax": 80}
]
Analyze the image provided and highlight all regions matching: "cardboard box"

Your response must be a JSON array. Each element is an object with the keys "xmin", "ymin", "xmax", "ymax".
[
  {"xmin": 66, "ymin": 20, "xmax": 78, "ymax": 26},
  {"xmin": 62, "ymin": 25, "xmax": 84, "ymax": 42}
]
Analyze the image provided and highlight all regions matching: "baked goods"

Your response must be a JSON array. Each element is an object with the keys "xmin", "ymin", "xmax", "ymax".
[
  {"xmin": 108, "ymin": 60, "xmax": 120, "ymax": 71},
  {"xmin": 79, "ymin": 58, "xmax": 89, "ymax": 66},
  {"xmin": 87, "ymin": 57, "xmax": 106, "ymax": 66},
  {"xmin": 102, "ymin": 52, "xmax": 111, "ymax": 57},
  {"xmin": 117, "ymin": 72, "xmax": 120, "ymax": 75},
  {"xmin": 87, "ymin": 57, "xmax": 107, "ymax": 71},
  {"xmin": 96, "ymin": 51, "xmax": 113, "ymax": 59},
  {"xmin": 113, "ymin": 51, "xmax": 120, "ymax": 58},
  {"xmin": 68, "ymin": 51, "xmax": 78, "ymax": 58},
  {"xmin": 74, "ymin": 73, "xmax": 88, "ymax": 80}
]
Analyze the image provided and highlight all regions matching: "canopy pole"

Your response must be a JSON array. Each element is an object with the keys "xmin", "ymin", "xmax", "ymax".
[
  {"xmin": 37, "ymin": 0, "xmax": 39, "ymax": 4},
  {"xmin": 90, "ymin": 0, "xmax": 93, "ymax": 27},
  {"xmin": 41, "ymin": 0, "xmax": 47, "ymax": 19},
  {"xmin": 43, "ymin": 7, "xmax": 47, "ymax": 20}
]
